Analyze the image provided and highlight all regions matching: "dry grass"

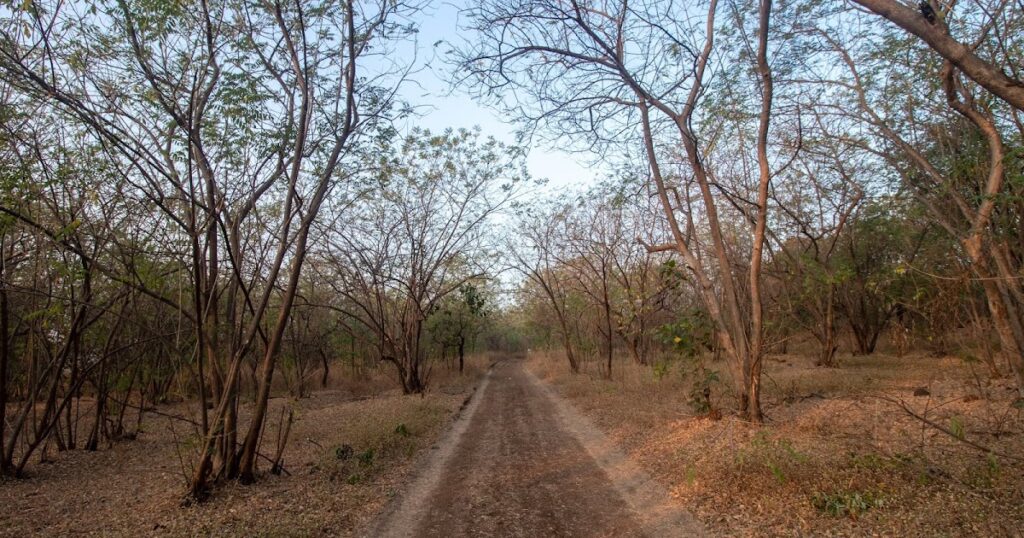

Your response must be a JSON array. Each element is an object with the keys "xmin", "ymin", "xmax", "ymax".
[
  {"xmin": 0, "ymin": 353, "xmax": 494, "ymax": 537},
  {"xmin": 528, "ymin": 347, "xmax": 1024, "ymax": 537}
]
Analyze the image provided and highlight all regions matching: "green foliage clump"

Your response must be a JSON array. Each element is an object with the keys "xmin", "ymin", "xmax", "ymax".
[
  {"xmin": 811, "ymin": 490, "xmax": 885, "ymax": 518},
  {"xmin": 657, "ymin": 311, "xmax": 718, "ymax": 413},
  {"xmin": 736, "ymin": 432, "xmax": 809, "ymax": 484}
]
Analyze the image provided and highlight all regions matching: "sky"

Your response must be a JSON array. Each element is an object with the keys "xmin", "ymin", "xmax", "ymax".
[{"xmin": 389, "ymin": 1, "xmax": 601, "ymax": 193}]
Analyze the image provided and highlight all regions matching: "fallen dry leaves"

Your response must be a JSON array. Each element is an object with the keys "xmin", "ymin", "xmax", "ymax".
[
  {"xmin": 528, "ymin": 346, "xmax": 1024, "ymax": 537},
  {"xmin": 0, "ymin": 356, "xmax": 491, "ymax": 537}
]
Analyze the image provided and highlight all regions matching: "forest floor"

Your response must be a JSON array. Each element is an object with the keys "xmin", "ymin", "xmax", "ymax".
[
  {"xmin": 0, "ymin": 356, "xmax": 491, "ymax": 537},
  {"xmin": 528, "ymin": 345, "xmax": 1024, "ymax": 537},
  {"xmin": 5, "ymin": 348, "xmax": 1023, "ymax": 537}
]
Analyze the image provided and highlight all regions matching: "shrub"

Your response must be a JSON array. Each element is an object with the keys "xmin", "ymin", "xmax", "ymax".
[{"xmin": 811, "ymin": 490, "xmax": 885, "ymax": 518}]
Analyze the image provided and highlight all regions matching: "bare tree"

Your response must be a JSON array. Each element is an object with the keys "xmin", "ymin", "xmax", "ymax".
[
  {"xmin": 459, "ymin": 0, "xmax": 779, "ymax": 420},
  {"xmin": 806, "ymin": 18, "xmax": 1024, "ymax": 395},
  {"xmin": 319, "ymin": 128, "xmax": 524, "ymax": 393},
  {"xmin": 0, "ymin": 0, "xmax": 419, "ymax": 494}
]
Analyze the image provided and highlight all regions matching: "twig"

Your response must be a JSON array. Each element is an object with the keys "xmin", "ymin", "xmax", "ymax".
[
  {"xmin": 878, "ymin": 395, "xmax": 1023, "ymax": 462},
  {"xmin": 136, "ymin": 402, "xmax": 292, "ymax": 476}
]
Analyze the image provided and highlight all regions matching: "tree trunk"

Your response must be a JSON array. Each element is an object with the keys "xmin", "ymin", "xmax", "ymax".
[
  {"xmin": 320, "ymin": 349, "xmax": 330, "ymax": 387},
  {"xmin": 0, "ymin": 278, "xmax": 9, "ymax": 476},
  {"xmin": 969, "ymin": 246, "xmax": 1024, "ymax": 397},
  {"xmin": 627, "ymin": 338, "xmax": 644, "ymax": 366},
  {"xmin": 236, "ymin": 232, "xmax": 312, "ymax": 483},
  {"xmin": 549, "ymin": 308, "xmax": 579, "ymax": 374},
  {"xmin": 458, "ymin": 336, "xmax": 465, "ymax": 374},
  {"xmin": 817, "ymin": 286, "xmax": 839, "ymax": 367},
  {"xmin": 848, "ymin": 0, "xmax": 1024, "ymax": 112}
]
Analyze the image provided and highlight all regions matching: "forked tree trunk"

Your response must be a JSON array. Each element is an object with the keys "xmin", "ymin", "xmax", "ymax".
[
  {"xmin": 556, "ymin": 315, "xmax": 580, "ymax": 374},
  {"xmin": 817, "ymin": 286, "xmax": 839, "ymax": 367}
]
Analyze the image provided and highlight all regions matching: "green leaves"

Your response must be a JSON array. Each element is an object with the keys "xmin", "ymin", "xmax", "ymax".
[
  {"xmin": 811, "ymin": 490, "xmax": 886, "ymax": 518},
  {"xmin": 657, "ymin": 311, "xmax": 713, "ymax": 359}
]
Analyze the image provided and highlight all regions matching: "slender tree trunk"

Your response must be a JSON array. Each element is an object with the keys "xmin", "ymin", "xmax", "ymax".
[
  {"xmin": 818, "ymin": 286, "xmax": 838, "ymax": 367},
  {"xmin": 743, "ymin": 0, "xmax": 774, "ymax": 423},
  {"xmin": 556, "ymin": 314, "xmax": 579, "ymax": 373},
  {"xmin": 320, "ymin": 349, "xmax": 330, "ymax": 387},
  {"xmin": 0, "ymin": 270, "xmax": 9, "ymax": 476},
  {"xmin": 627, "ymin": 338, "xmax": 643, "ymax": 365},
  {"xmin": 969, "ymin": 249, "xmax": 1024, "ymax": 397},
  {"xmin": 458, "ymin": 336, "xmax": 465, "ymax": 374},
  {"xmin": 237, "ymin": 220, "xmax": 317, "ymax": 482}
]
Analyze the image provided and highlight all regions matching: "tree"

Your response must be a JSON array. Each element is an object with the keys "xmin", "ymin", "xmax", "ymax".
[
  {"xmin": 321, "ymin": 128, "xmax": 524, "ymax": 393},
  {"xmin": 0, "ymin": 0, "xmax": 419, "ymax": 493},
  {"xmin": 769, "ymin": 140, "xmax": 863, "ymax": 365},
  {"xmin": 510, "ymin": 202, "xmax": 585, "ymax": 374},
  {"xmin": 847, "ymin": 0, "xmax": 1024, "ymax": 112},
  {"xmin": 805, "ymin": 15, "xmax": 1024, "ymax": 394},
  {"xmin": 459, "ymin": 0, "xmax": 781, "ymax": 420},
  {"xmin": 429, "ymin": 283, "xmax": 490, "ymax": 374}
]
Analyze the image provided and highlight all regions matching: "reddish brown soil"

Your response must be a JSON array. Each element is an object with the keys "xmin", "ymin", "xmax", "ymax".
[{"xmin": 370, "ymin": 359, "xmax": 700, "ymax": 537}]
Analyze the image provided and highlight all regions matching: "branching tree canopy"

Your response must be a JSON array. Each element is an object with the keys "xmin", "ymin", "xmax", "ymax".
[{"xmin": 317, "ymin": 127, "xmax": 527, "ymax": 393}]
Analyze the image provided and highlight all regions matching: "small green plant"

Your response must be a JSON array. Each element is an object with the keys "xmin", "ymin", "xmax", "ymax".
[
  {"xmin": 736, "ymin": 432, "xmax": 808, "ymax": 484},
  {"xmin": 965, "ymin": 454, "xmax": 1003, "ymax": 488},
  {"xmin": 357, "ymin": 448, "xmax": 375, "ymax": 467},
  {"xmin": 688, "ymin": 369, "xmax": 719, "ymax": 414},
  {"xmin": 334, "ymin": 444, "xmax": 354, "ymax": 460},
  {"xmin": 848, "ymin": 451, "xmax": 914, "ymax": 472},
  {"xmin": 849, "ymin": 452, "xmax": 884, "ymax": 470},
  {"xmin": 394, "ymin": 423, "xmax": 410, "ymax": 437},
  {"xmin": 949, "ymin": 416, "xmax": 966, "ymax": 440},
  {"xmin": 684, "ymin": 464, "xmax": 698, "ymax": 485},
  {"xmin": 811, "ymin": 490, "xmax": 885, "ymax": 518},
  {"xmin": 652, "ymin": 360, "xmax": 671, "ymax": 381}
]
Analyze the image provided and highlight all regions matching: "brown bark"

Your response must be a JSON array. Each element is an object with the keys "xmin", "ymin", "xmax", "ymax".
[
  {"xmin": 942, "ymin": 63, "xmax": 1024, "ymax": 397},
  {"xmin": 849, "ymin": 0, "xmax": 1024, "ymax": 112},
  {"xmin": 0, "ymin": 254, "xmax": 9, "ymax": 476}
]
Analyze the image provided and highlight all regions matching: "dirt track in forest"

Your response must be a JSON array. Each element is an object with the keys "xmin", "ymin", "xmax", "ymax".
[{"xmin": 367, "ymin": 358, "xmax": 705, "ymax": 537}]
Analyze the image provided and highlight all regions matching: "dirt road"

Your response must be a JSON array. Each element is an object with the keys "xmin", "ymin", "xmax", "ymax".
[{"xmin": 369, "ymin": 358, "xmax": 704, "ymax": 537}]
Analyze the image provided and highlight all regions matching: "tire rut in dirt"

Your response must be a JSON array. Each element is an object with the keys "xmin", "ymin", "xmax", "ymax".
[{"xmin": 412, "ymin": 359, "xmax": 645, "ymax": 537}]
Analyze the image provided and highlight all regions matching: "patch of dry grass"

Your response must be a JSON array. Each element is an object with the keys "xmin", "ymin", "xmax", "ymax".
[
  {"xmin": 0, "ymin": 354, "xmax": 493, "ymax": 537},
  {"xmin": 528, "ymin": 348, "xmax": 1024, "ymax": 537}
]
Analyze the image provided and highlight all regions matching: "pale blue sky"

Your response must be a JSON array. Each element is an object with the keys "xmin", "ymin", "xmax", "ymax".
[{"xmin": 392, "ymin": 1, "xmax": 600, "ymax": 192}]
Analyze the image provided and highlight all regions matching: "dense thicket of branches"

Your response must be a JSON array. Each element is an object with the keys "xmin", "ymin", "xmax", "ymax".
[{"xmin": 0, "ymin": 0, "xmax": 518, "ymax": 498}]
